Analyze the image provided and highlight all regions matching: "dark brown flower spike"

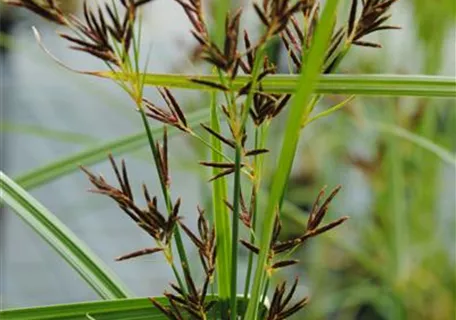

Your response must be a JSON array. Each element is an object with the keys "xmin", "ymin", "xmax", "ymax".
[
  {"xmin": 156, "ymin": 127, "xmax": 170, "ymax": 188},
  {"xmin": 273, "ymin": 186, "xmax": 348, "ymax": 254},
  {"xmin": 241, "ymin": 186, "xmax": 348, "ymax": 275},
  {"xmin": 179, "ymin": 207, "xmax": 216, "ymax": 277},
  {"xmin": 266, "ymin": 278, "xmax": 309, "ymax": 320},
  {"xmin": 63, "ymin": 2, "xmax": 122, "ymax": 65},
  {"xmin": 274, "ymin": 0, "xmax": 399, "ymax": 73},
  {"xmin": 149, "ymin": 297, "xmax": 180, "ymax": 320},
  {"xmin": 237, "ymin": 64, "xmax": 276, "ymax": 96},
  {"xmin": 223, "ymin": 8, "xmax": 243, "ymax": 72},
  {"xmin": 174, "ymin": 0, "xmax": 242, "ymax": 73},
  {"xmin": 199, "ymin": 161, "xmax": 243, "ymax": 169},
  {"xmin": 254, "ymin": 0, "xmax": 312, "ymax": 38},
  {"xmin": 81, "ymin": 155, "xmax": 181, "ymax": 261},
  {"xmin": 207, "ymin": 167, "xmax": 235, "ymax": 183},
  {"xmin": 240, "ymin": 239, "xmax": 260, "ymax": 254},
  {"xmin": 5, "ymin": 0, "xmax": 67, "ymax": 25},
  {"xmin": 116, "ymin": 247, "xmax": 163, "ymax": 261},
  {"xmin": 250, "ymin": 91, "xmax": 291, "ymax": 126},
  {"xmin": 307, "ymin": 185, "xmax": 341, "ymax": 230},
  {"xmin": 190, "ymin": 79, "xmax": 229, "ymax": 92},
  {"xmin": 143, "ymin": 89, "xmax": 189, "ymax": 133},
  {"xmin": 270, "ymin": 259, "xmax": 299, "ymax": 271},
  {"xmin": 279, "ymin": 1, "xmax": 321, "ymax": 71},
  {"xmin": 239, "ymin": 35, "xmax": 292, "ymax": 125},
  {"xmin": 239, "ymin": 30, "xmax": 254, "ymax": 74},
  {"xmin": 151, "ymin": 269, "xmax": 216, "ymax": 320},
  {"xmin": 224, "ymin": 189, "xmax": 253, "ymax": 229},
  {"xmin": 200, "ymin": 123, "xmax": 236, "ymax": 149},
  {"xmin": 350, "ymin": 0, "xmax": 400, "ymax": 43},
  {"xmin": 9, "ymin": 0, "xmax": 156, "ymax": 65},
  {"xmin": 325, "ymin": 0, "xmax": 400, "ymax": 72},
  {"xmin": 158, "ymin": 88, "xmax": 188, "ymax": 128}
]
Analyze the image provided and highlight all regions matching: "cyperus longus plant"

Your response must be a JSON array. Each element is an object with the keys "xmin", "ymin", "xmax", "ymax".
[{"xmin": 3, "ymin": 0, "xmax": 402, "ymax": 319}]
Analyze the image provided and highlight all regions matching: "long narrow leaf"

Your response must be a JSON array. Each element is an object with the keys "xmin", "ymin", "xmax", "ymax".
[
  {"xmin": 209, "ymin": 92, "xmax": 232, "ymax": 303},
  {"xmin": 0, "ymin": 298, "xmax": 157, "ymax": 320},
  {"xmin": 0, "ymin": 172, "xmax": 133, "ymax": 300},
  {"xmin": 0, "ymin": 296, "xmax": 262, "ymax": 320},
  {"xmin": 97, "ymin": 73, "xmax": 456, "ymax": 97}
]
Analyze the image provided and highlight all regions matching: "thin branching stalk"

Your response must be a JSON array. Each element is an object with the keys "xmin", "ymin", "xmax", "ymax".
[
  {"xmin": 230, "ymin": 144, "xmax": 242, "ymax": 320},
  {"xmin": 229, "ymin": 44, "xmax": 268, "ymax": 320},
  {"xmin": 137, "ymin": 107, "xmax": 189, "ymax": 292}
]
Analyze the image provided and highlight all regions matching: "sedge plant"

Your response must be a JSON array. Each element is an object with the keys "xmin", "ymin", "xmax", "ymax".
[{"xmin": 2, "ymin": 0, "xmax": 410, "ymax": 319}]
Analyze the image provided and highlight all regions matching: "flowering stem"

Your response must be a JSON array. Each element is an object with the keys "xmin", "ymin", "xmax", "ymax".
[
  {"xmin": 138, "ymin": 106, "xmax": 190, "ymax": 293},
  {"xmin": 243, "ymin": 125, "xmax": 266, "ymax": 300},
  {"xmin": 230, "ymin": 143, "xmax": 243, "ymax": 320}
]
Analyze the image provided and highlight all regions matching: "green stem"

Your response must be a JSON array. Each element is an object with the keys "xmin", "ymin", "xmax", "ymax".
[
  {"xmin": 239, "ymin": 46, "xmax": 266, "ymax": 133},
  {"xmin": 230, "ymin": 43, "xmax": 266, "ymax": 319},
  {"xmin": 243, "ymin": 126, "xmax": 266, "ymax": 301},
  {"xmin": 170, "ymin": 261, "xmax": 186, "ymax": 293},
  {"xmin": 209, "ymin": 90, "xmax": 232, "ymax": 312},
  {"xmin": 138, "ymin": 108, "xmax": 190, "ymax": 293},
  {"xmin": 259, "ymin": 278, "xmax": 270, "ymax": 319},
  {"xmin": 230, "ymin": 144, "xmax": 243, "ymax": 320},
  {"xmin": 211, "ymin": 282, "xmax": 217, "ymax": 320}
]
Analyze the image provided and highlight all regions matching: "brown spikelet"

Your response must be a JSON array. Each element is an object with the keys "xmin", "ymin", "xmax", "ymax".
[
  {"xmin": 208, "ymin": 167, "xmax": 235, "ymax": 182},
  {"xmin": 266, "ymin": 278, "xmax": 309, "ymax": 320},
  {"xmin": 190, "ymin": 79, "xmax": 229, "ymax": 91},
  {"xmin": 81, "ymin": 155, "xmax": 182, "ymax": 263},
  {"xmin": 116, "ymin": 247, "xmax": 163, "ymax": 261}
]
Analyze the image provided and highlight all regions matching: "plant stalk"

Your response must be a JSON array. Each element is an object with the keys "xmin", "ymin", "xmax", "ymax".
[
  {"xmin": 230, "ymin": 144, "xmax": 243, "ymax": 320},
  {"xmin": 138, "ymin": 107, "xmax": 190, "ymax": 293}
]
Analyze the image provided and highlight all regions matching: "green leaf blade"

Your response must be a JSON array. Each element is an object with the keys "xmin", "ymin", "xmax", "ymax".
[
  {"xmin": 0, "ymin": 296, "xmax": 262, "ymax": 320},
  {"xmin": 209, "ymin": 92, "xmax": 232, "ymax": 303},
  {"xmin": 99, "ymin": 72, "xmax": 456, "ymax": 97},
  {"xmin": 0, "ymin": 172, "xmax": 133, "ymax": 300}
]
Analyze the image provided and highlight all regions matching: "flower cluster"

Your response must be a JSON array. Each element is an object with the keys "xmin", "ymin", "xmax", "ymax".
[{"xmin": 241, "ymin": 186, "xmax": 348, "ymax": 276}]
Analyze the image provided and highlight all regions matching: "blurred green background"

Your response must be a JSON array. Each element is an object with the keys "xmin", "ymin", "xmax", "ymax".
[{"xmin": 1, "ymin": 0, "xmax": 454, "ymax": 319}]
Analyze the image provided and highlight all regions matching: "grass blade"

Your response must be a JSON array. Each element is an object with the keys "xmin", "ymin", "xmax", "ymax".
[
  {"xmin": 0, "ymin": 172, "xmax": 133, "ymax": 300},
  {"xmin": 0, "ymin": 296, "xmax": 261, "ymax": 320},
  {"xmin": 97, "ymin": 73, "xmax": 456, "ymax": 97},
  {"xmin": 0, "ymin": 298, "xmax": 166, "ymax": 320},
  {"xmin": 208, "ymin": 92, "xmax": 232, "ymax": 304}
]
